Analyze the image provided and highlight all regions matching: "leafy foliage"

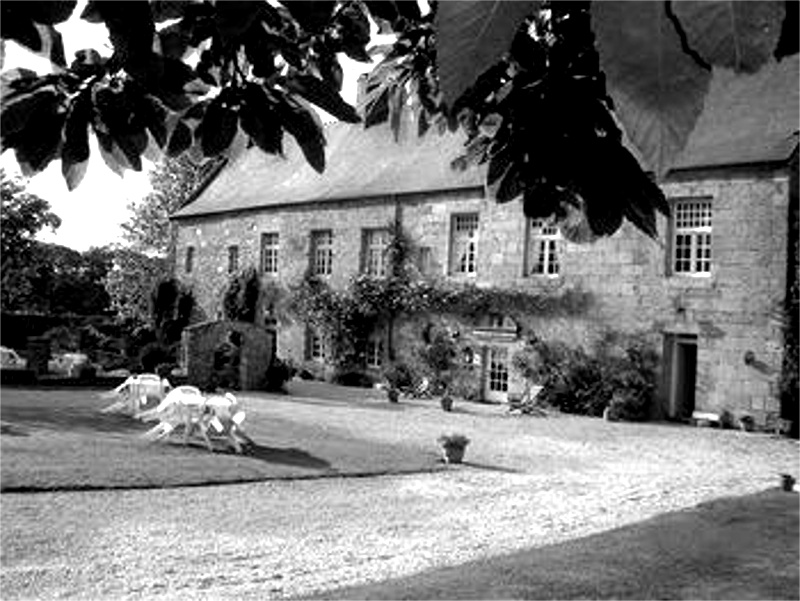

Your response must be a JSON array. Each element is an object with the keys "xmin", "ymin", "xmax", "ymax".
[
  {"xmin": 0, "ymin": 170, "xmax": 61, "ymax": 267},
  {"xmin": 513, "ymin": 331, "xmax": 660, "ymax": 420},
  {"xmin": 287, "ymin": 224, "xmax": 590, "ymax": 374},
  {"xmin": 0, "ymin": 0, "xmax": 367, "ymax": 184},
  {"xmin": 104, "ymin": 247, "xmax": 167, "ymax": 327},
  {"xmin": 1, "ymin": 1, "xmax": 796, "ymax": 241},
  {"xmin": 222, "ymin": 266, "xmax": 261, "ymax": 323},
  {"xmin": 151, "ymin": 277, "xmax": 194, "ymax": 347}
]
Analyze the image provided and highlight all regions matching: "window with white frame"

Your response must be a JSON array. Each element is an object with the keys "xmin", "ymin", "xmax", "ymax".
[
  {"xmin": 261, "ymin": 232, "xmax": 279, "ymax": 275},
  {"xmin": 366, "ymin": 330, "xmax": 384, "ymax": 368},
  {"xmin": 449, "ymin": 213, "xmax": 479, "ymax": 275},
  {"xmin": 306, "ymin": 325, "xmax": 325, "ymax": 361},
  {"xmin": 311, "ymin": 230, "xmax": 333, "ymax": 276},
  {"xmin": 227, "ymin": 245, "xmax": 239, "ymax": 274},
  {"xmin": 362, "ymin": 228, "xmax": 389, "ymax": 277},
  {"xmin": 673, "ymin": 199, "xmax": 712, "ymax": 275},
  {"xmin": 185, "ymin": 246, "xmax": 195, "ymax": 274},
  {"xmin": 527, "ymin": 219, "xmax": 562, "ymax": 276}
]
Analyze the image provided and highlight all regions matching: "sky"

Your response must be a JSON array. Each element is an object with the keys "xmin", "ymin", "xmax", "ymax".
[{"xmin": 2, "ymin": 4, "xmax": 374, "ymax": 252}]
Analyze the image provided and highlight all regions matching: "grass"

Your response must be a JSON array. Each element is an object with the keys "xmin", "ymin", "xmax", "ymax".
[
  {"xmin": 318, "ymin": 488, "xmax": 800, "ymax": 600},
  {"xmin": 0, "ymin": 386, "xmax": 442, "ymax": 491}
]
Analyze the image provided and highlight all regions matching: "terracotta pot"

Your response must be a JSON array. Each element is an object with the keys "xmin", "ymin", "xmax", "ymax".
[{"xmin": 440, "ymin": 396, "xmax": 453, "ymax": 412}]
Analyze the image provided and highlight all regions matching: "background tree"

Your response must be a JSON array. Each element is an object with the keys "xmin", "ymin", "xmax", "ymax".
[
  {"xmin": 0, "ymin": 1, "xmax": 796, "ymax": 239},
  {"xmin": 104, "ymin": 153, "xmax": 211, "ymax": 327},
  {"xmin": 1, "ymin": 169, "xmax": 61, "ymax": 312}
]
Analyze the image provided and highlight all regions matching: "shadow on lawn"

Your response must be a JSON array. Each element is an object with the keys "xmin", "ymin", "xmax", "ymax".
[
  {"xmin": 0, "ymin": 405, "xmax": 150, "ymax": 435},
  {"xmin": 176, "ymin": 438, "xmax": 332, "ymax": 470}
]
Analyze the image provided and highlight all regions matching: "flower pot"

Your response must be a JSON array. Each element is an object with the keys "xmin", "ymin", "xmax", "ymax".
[
  {"xmin": 440, "ymin": 396, "xmax": 453, "ymax": 412},
  {"xmin": 387, "ymin": 388, "xmax": 399, "ymax": 403},
  {"xmin": 441, "ymin": 443, "xmax": 466, "ymax": 464}
]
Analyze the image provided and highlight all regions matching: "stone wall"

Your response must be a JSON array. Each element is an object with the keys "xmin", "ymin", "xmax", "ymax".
[
  {"xmin": 174, "ymin": 166, "xmax": 790, "ymax": 422},
  {"xmin": 183, "ymin": 320, "xmax": 275, "ymax": 391}
]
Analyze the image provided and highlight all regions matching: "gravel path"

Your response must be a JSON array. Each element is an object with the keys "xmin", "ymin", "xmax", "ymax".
[{"xmin": 2, "ymin": 392, "xmax": 798, "ymax": 599}]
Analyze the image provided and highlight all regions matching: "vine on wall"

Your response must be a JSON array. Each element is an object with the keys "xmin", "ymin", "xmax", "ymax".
[{"xmin": 284, "ymin": 223, "xmax": 593, "ymax": 372}]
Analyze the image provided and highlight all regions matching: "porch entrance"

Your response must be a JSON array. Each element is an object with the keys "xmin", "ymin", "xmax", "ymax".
[
  {"xmin": 484, "ymin": 346, "xmax": 510, "ymax": 403},
  {"xmin": 663, "ymin": 334, "xmax": 698, "ymax": 420}
]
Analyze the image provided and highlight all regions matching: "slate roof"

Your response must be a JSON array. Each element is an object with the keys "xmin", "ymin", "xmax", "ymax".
[
  {"xmin": 670, "ymin": 55, "xmax": 799, "ymax": 171},
  {"xmin": 174, "ymin": 56, "xmax": 798, "ymax": 219},
  {"xmin": 172, "ymin": 121, "xmax": 483, "ymax": 218}
]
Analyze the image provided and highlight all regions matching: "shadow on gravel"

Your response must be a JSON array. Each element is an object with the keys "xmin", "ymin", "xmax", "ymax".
[
  {"xmin": 456, "ymin": 461, "xmax": 522, "ymax": 474},
  {"xmin": 317, "ymin": 488, "xmax": 799, "ymax": 600}
]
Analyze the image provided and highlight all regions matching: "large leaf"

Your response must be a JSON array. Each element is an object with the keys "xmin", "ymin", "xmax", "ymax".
[
  {"xmin": 240, "ymin": 84, "xmax": 283, "ymax": 155},
  {"xmin": 436, "ymin": 1, "xmax": 539, "ymax": 107},
  {"xmin": 1, "ymin": 88, "xmax": 59, "ymax": 146},
  {"xmin": 592, "ymin": 1, "xmax": 712, "ymax": 176},
  {"xmin": 673, "ymin": 1, "xmax": 785, "ymax": 73},
  {"xmin": 198, "ymin": 97, "xmax": 238, "ymax": 157},
  {"xmin": 61, "ymin": 91, "xmax": 92, "ymax": 190},
  {"xmin": 275, "ymin": 94, "xmax": 326, "ymax": 173},
  {"xmin": 166, "ymin": 120, "xmax": 192, "ymax": 157},
  {"xmin": 286, "ymin": 73, "xmax": 361, "ymax": 123}
]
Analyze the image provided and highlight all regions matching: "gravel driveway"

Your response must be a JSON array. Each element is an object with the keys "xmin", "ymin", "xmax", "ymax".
[{"xmin": 2, "ymin": 387, "xmax": 798, "ymax": 599}]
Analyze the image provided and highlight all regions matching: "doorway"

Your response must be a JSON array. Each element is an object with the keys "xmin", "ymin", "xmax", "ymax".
[
  {"xmin": 484, "ymin": 346, "xmax": 510, "ymax": 403},
  {"xmin": 663, "ymin": 334, "xmax": 698, "ymax": 420}
]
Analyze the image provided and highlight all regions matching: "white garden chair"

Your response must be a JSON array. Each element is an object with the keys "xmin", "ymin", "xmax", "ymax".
[
  {"xmin": 139, "ymin": 386, "xmax": 252, "ymax": 454},
  {"xmin": 99, "ymin": 374, "xmax": 172, "ymax": 416},
  {"xmin": 507, "ymin": 383, "xmax": 546, "ymax": 416}
]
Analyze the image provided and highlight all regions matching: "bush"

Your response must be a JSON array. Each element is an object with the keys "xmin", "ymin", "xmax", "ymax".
[
  {"xmin": 332, "ymin": 369, "xmax": 375, "ymax": 388},
  {"xmin": 265, "ymin": 357, "xmax": 297, "ymax": 392},
  {"xmin": 138, "ymin": 342, "xmax": 173, "ymax": 373},
  {"xmin": 513, "ymin": 332, "xmax": 658, "ymax": 420},
  {"xmin": 382, "ymin": 362, "xmax": 415, "ymax": 391}
]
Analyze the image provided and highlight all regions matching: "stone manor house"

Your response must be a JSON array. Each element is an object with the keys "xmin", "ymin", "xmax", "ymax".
[{"xmin": 171, "ymin": 57, "xmax": 798, "ymax": 427}]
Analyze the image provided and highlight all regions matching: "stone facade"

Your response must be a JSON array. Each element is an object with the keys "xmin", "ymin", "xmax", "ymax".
[
  {"xmin": 173, "ymin": 163, "xmax": 793, "ymax": 425},
  {"xmin": 182, "ymin": 320, "xmax": 275, "ymax": 391}
]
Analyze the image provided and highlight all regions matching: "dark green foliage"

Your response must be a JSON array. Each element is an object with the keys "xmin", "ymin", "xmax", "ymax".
[
  {"xmin": 332, "ymin": 369, "xmax": 375, "ymax": 389},
  {"xmin": 222, "ymin": 266, "xmax": 261, "ymax": 323},
  {"xmin": 138, "ymin": 341, "xmax": 173, "ymax": 374},
  {"xmin": 264, "ymin": 356, "xmax": 297, "ymax": 392},
  {"xmin": 514, "ymin": 332, "xmax": 659, "ymax": 420},
  {"xmin": 150, "ymin": 277, "xmax": 194, "ymax": 360},
  {"xmin": 287, "ymin": 224, "xmax": 591, "ymax": 376}
]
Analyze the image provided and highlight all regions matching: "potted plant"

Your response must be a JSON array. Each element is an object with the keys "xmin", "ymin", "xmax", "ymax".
[{"xmin": 437, "ymin": 432, "xmax": 470, "ymax": 464}]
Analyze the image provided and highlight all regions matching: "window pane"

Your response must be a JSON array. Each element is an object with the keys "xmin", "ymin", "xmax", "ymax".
[
  {"xmin": 450, "ymin": 213, "xmax": 479, "ymax": 275},
  {"xmin": 261, "ymin": 233, "xmax": 279, "ymax": 274},
  {"xmin": 673, "ymin": 200, "xmax": 712, "ymax": 275},
  {"xmin": 527, "ymin": 219, "xmax": 561, "ymax": 276}
]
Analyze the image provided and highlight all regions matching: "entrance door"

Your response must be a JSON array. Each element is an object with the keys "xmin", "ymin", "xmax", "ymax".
[
  {"xmin": 664, "ymin": 334, "xmax": 698, "ymax": 420},
  {"xmin": 484, "ymin": 346, "xmax": 510, "ymax": 403}
]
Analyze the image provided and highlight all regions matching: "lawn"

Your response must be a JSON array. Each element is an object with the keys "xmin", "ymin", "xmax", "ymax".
[{"xmin": 0, "ymin": 385, "xmax": 443, "ymax": 491}]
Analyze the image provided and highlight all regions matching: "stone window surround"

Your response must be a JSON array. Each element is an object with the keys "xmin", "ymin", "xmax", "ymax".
[
  {"xmin": 261, "ymin": 232, "xmax": 279, "ymax": 275},
  {"xmin": 227, "ymin": 244, "xmax": 239, "ymax": 274},
  {"xmin": 526, "ymin": 218, "xmax": 562, "ymax": 277},
  {"xmin": 362, "ymin": 227, "xmax": 390, "ymax": 277},
  {"xmin": 310, "ymin": 229, "xmax": 334, "ymax": 276},
  {"xmin": 670, "ymin": 196, "xmax": 713, "ymax": 277},
  {"xmin": 449, "ymin": 212, "xmax": 480, "ymax": 276}
]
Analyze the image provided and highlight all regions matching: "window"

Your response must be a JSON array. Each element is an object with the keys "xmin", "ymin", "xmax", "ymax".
[
  {"xmin": 527, "ymin": 219, "xmax": 562, "ymax": 276},
  {"xmin": 450, "ymin": 213, "xmax": 479, "ymax": 275},
  {"xmin": 366, "ymin": 331, "xmax": 384, "ymax": 368},
  {"xmin": 261, "ymin": 232, "xmax": 279, "ymax": 275},
  {"xmin": 488, "ymin": 347, "xmax": 509, "ymax": 393},
  {"xmin": 311, "ymin": 230, "xmax": 333, "ymax": 276},
  {"xmin": 306, "ymin": 326, "xmax": 325, "ymax": 361},
  {"xmin": 362, "ymin": 228, "xmax": 390, "ymax": 277},
  {"xmin": 227, "ymin": 245, "xmax": 239, "ymax": 274},
  {"xmin": 672, "ymin": 199, "xmax": 712, "ymax": 275},
  {"xmin": 417, "ymin": 246, "xmax": 433, "ymax": 275},
  {"xmin": 185, "ymin": 246, "xmax": 195, "ymax": 274}
]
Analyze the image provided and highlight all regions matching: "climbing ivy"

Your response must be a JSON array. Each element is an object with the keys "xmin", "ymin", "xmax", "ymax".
[{"xmin": 286, "ymin": 224, "xmax": 592, "ymax": 370}]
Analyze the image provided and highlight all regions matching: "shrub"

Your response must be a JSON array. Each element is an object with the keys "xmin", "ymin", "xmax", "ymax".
[
  {"xmin": 265, "ymin": 357, "xmax": 297, "ymax": 392},
  {"xmin": 223, "ymin": 266, "xmax": 261, "ymax": 323},
  {"xmin": 138, "ymin": 342, "xmax": 173, "ymax": 373},
  {"xmin": 382, "ymin": 362, "xmax": 415, "ymax": 391},
  {"xmin": 514, "ymin": 332, "xmax": 659, "ymax": 420},
  {"xmin": 333, "ymin": 369, "xmax": 375, "ymax": 388}
]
